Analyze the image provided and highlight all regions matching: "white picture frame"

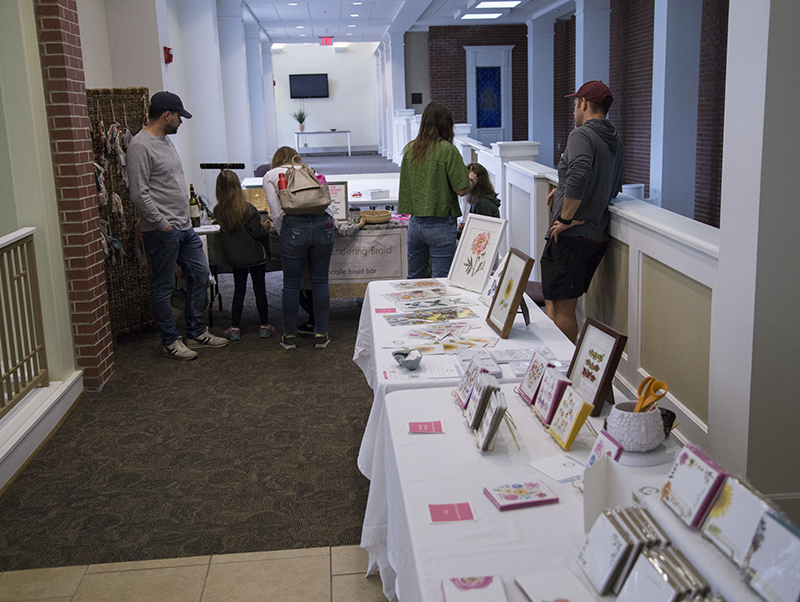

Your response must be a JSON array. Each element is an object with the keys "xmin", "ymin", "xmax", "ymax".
[
  {"xmin": 448, "ymin": 214, "xmax": 507, "ymax": 293},
  {"xmin": 327, "ymin": 181, "xmax": 349, "ymax": 223}
]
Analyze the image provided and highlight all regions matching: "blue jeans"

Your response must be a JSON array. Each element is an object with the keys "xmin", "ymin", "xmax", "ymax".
[
  {"xmin": 407, "ymin": 216, "xmax": 458, "ymax": 279},
  {"xmin": 142, "ymin": 228, "xmax": 209, "ymax": 345},
  {"xmin": 280, "ymin": 214, "xmax": 335, "ymax": 336}
]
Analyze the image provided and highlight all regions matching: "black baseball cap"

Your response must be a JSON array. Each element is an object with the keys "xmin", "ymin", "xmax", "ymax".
[{"xmin": 150, "ymin": 91, "xmax": 192, "ymax": 119}]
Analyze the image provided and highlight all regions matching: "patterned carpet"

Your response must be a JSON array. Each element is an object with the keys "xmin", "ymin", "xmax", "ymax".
[{"xmin": 0, "ymin": 273, "xmax": 374, "ymax": 571}]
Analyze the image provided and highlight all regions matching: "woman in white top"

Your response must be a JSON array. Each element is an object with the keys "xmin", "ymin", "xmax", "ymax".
[{"xmin": 262, "ymin": 146, "xmax": 335, "ymax": 349}]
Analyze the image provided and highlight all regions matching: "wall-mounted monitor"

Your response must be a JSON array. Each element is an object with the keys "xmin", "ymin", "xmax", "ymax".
[{"xmin": 289, "ymin": 73, "xmax": 329, "ymax": 99}]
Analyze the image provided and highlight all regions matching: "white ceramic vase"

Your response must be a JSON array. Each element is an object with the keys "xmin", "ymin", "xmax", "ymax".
[{"xmin": 605, "ymin": 401, "xmax": 665, "ymax": 453}]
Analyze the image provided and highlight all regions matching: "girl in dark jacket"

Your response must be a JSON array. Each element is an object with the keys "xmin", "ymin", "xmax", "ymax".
[
  {"xmin": 465, "ymin": 162, "xmax": 501, "ymax": 218},
  {"xmin": 214, "ymin": 170, "xmax": 275, "ymax": 340}
]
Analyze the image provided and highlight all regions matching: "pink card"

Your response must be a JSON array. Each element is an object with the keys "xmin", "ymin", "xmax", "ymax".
[
  {"xmin": 409, "ymin": 420, "xmax": 444, "ymax": 433},
  {"xmin": 429, "ymin": 502, "xmax": 475, "ymax": 523},
  {"xmin": 375, "ymin": 307, "xmax": 396, "ymax": 313}
]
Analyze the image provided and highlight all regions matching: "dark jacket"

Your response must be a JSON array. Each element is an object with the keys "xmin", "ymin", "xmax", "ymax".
[
  {"xmin": 469, "ymin": 194, "xmax": 501, "ymax": 218},
  {"xmin": 218, "ymin": 204, "xmax": 270, "ymax": 268}
]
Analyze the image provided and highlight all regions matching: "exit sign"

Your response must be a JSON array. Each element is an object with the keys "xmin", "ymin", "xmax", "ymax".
[{"xmin": 320, "ymin": 37, "xmax": 332, "ymax": 46}]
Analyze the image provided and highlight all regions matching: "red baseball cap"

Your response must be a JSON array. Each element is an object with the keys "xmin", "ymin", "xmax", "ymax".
[{"xmin": 565, "ymin": 80, "xmax": 613, "ymax": 108}]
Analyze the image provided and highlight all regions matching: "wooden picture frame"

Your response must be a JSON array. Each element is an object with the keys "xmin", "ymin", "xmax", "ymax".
[
  {"xmin": 486, "ymin": 247, "xmax": 534, "ymax": 339},
  {"xmin": 567, "ymin": 317, "xmax": 628, "ymax": 417},
  {"xmin": 327, "ymin": 181, "xmax": 349, "ymax": 223},
  {"xmin": 448, "ymin": 214, "xmax": 507, "ymax": 293}
]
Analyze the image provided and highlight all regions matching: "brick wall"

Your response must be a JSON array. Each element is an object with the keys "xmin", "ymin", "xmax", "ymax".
[
  {"xmin": 428, "ymin": 25, "xmax": 529, "ymax": 141},
  {"xmin": 553, "ymin": 17, "xmax": 576, "ymax": 165},
  {"xmin": 695, "ymin": 0, "xmax": 728, "ymax": 228},
  {"xmin": 34, "ymin": 0, "xmax": 114, "ymax": 390}
]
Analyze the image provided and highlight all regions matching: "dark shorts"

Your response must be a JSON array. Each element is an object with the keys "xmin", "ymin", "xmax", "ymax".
[{"xmin": 540, "ymin": 236, "xmax": 608, "ymax": 301}]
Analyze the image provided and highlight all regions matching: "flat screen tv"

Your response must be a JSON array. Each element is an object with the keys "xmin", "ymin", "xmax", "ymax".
[{"xmin": 289, "ymin": 73, "xmax": 329, "ymax": 99}]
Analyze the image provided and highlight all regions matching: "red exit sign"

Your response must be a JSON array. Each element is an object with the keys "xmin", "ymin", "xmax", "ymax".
[{"xmin": 320, "ymin": 37, "xmax": 332, "ymax": 46}]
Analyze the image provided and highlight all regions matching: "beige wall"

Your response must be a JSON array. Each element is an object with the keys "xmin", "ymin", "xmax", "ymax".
[
  {"xmin": 404, "ymin": 32, "xmax": 429, "ymax": 114},
  {"xmin": 0, "ymin": 1, "xmax": 77, "ymax": 380},
  {"xmin": 584, "ymin": 240, "xmax": 629, "ymax": 346}
]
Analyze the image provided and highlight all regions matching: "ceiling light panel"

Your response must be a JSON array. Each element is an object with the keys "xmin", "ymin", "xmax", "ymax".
[
  {"xmin": 461, "ymin": 13, "xmax": 503, "ymax": 19},
  {"xmin": 475, "ymin": 1, "xmax": 521, "ymax": 7}
]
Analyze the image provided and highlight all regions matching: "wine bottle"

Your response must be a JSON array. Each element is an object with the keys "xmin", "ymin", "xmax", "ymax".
[{"xmin": 189, "ymin": 184, "xmax": 201, "ymax": 228}]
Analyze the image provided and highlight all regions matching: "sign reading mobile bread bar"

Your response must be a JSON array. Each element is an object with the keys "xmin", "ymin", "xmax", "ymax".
[{"xmin": 329, "ymin": 230, "xmax": 407, "ymax": 283}]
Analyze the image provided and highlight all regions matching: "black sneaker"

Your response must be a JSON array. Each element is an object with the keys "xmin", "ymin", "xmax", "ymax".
[
  {"xmin": 280, "ymin": 334, "xmax": 297, "ymax": 350},
  {"xmin": 314, "ymin": 333, "xmax": 330, "ymax": 349},
  {"xmin": 297, "ymin": 322, "xmax": 316, "ymax": 335}
]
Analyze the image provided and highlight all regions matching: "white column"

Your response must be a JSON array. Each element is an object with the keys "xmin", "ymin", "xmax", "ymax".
[
  {"xmin": 261, "ymin": 42, "xmax": 279, "ymax": 158},
  {"xmin": 574, "ymin": 0, "xmax": 610, "ymax": 86},
  {"xmin": 649, "ymin": 0, "xmax": 701, "ymax": 217},
  {"xmin": 710, "ymin": 0, "xmax": 800, "ymax": 515},
  {"xmin": 245, "ymin": 20, "xmax": 267, "ymax": 171},
  {"xmin": 382, "ymin": 32, "xmax": 406, "ymax": 163},
  {"xmin": 374, "ymin": 45, "xmax": 386, "ymax": 157},
  {"xmin": 528, "ymin": 17, "xmax": 555, "ymax": 167},
  {"xmin": 216, "ymin": 0, "xmax": 253, "ymax": 169}
]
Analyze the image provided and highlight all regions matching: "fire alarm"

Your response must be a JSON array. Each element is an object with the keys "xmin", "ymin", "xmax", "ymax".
[{"xmin": 163, "ymin": 46, "xmax": 173, "ymax": 64}]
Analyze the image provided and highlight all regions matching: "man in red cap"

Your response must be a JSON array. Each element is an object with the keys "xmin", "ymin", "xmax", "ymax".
[{"xmin": 541, "ymin": 80, "xmax": 625, "ymax": 342}]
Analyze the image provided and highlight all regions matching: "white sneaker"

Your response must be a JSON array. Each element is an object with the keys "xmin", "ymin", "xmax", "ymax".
[
  {"xmin": 162, "ymin": 337, "xmax": 199, "ymax": 360},
  {"xmin": 185, "ymin": 328, "xmax": 229, "ymax": 349}
]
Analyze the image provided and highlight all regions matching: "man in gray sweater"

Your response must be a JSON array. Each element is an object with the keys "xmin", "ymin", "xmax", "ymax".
[
  {"xmin": 127, "ymin": 91, "xmax": 227, "ymax": 360},
  {"xmin": 541, "ymin": 81, "xmax": 625, "ymax": 342}
]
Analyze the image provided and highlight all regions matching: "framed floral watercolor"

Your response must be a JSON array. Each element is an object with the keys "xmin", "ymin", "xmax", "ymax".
[
  {"xmin": 448, "ymin": 214, "xmax": 507, "ymax": 293},
  {"xmin": 486, "ymin": 248, "xmax": 534, "ymax": 339},
  {"xmin": 567, "ymin": 317, "xmax": 628, "ymax": 417}
]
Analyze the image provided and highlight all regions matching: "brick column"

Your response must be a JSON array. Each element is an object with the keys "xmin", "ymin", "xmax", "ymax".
[{"xmin": 34, "ymin": 0, "xmax": 114, "ymax": 390}]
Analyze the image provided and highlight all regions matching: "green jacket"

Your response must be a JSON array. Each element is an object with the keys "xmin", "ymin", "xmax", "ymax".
[{"xmin": 398, "ymin": 140, "xmax": 470, "ymax": 218}]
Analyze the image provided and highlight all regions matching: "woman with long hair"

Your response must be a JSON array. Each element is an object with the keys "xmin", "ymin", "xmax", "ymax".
[
  {"xmin": 214, "ymin": 169, "xmax": 274, "ymax": 340},
  {"xmin": 262, "ymin": 146, "xmax": 336, "ymax": 349},
  {"xmin": 398, "ymin": 102, "xmax": 471, "ymax": 278},
  {"xmin": 464, "ymin": 162, "xmax": 501, "ymax": 218}
]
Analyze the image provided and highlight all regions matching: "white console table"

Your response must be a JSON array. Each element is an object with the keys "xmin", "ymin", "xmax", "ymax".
[{"xmin": 295, "ymin": 130, "xmax": 351, "ymax": 156}]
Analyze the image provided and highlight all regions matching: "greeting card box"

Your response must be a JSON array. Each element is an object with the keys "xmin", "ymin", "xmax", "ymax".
[
  {"xmin": 454, "ymin": 358, "xmax": 486, "ymax": 409},
  {"xmin": 661, "ymin": 445, "xmax": 728, "ymax": 529},
  {"xmin": 744, "ymin": 512, "xmax": 800, "ymax": 602},
  {"xmin": 483, "ymin": 479, "xmax": 559, "ymax": 511},
  {"xmin": 475, "ymin": 389, "xmax": 507, "ymax": 451},
  {"xmin": 533, "ymin": 366, "xmax": 572, "ymax": 425},
  {"xmin": 586, "ymin": 429, "xmax": 623, "ymax": 468},
  {"xmin": 465, "ymin": 372, "xmax": 498, "ymax": 430},
  {"xmin": 441, "ymin": 576, "xmax": 508, "ymax": 601},
  {"xmin": 515, "ymin": 568, "xmax": 596, "ymax": 602},
  {"xmin": 577, "ymin": 511, "xmax": 633, "ymax": 595},
  {"xmin": 548, "ymin": 386, "xmax": 593, "ymax": 451},
  {"xmin": 517, "ymin": 352, "xmax": 552, "ymax": 405},
  {"xmin": 615, "ymin": 549, "xmax": 685, "ymax": 602},
  {"xmin": 701, "ymin": 476, "xmax": 777, "ymax": 568}
]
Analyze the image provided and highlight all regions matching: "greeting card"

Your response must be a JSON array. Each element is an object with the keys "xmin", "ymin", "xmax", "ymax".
[
  {"xmin": 702, "ymin": 476, "xmax": 776, "ymax": 567},
  {"xmin": 453, "ymin": 359, "xmax": 486, "ymax": 409},
  {"xmin": 577, "ymin": 511, "xmax": 633, "ymax": 595},
  {"xmin": 661, "ymin": 445, "xmax": 728, "ymax": 529},
  {"xmin": 408, "ymin": 420, "xmax": 444, "ymax": 434},
  {"xmin": 586, "ymin": 430, "xmax": 623, "ymax": 468},
  {"xmin": 441, "ymin": 576, "xmax": 507, "ymax": 601},
  {"xmin": 429, "ymin": 502, "xmax": 475, "ymax": 523},
  {"xmin": 515, "ymin": 568, "xmax": 595, "ymax": 602},
  {"xmin": 744, "ymin": 512, "xmax": 800, "ymax": 602},
  {"xmin": 483, "ymin": 479, "xmax": 558, "ymax": 511},
  {"xmin": 533, "ymin": 366, "xmax": 572, "ymax": 425},
  {"xmin": 548, "ymin": 386, "xmax": 593, "ymax": 451},
  {"xmin": 517, "ymin": 352, "xmax": 552, "ymax": 405},
  {"xmin": 475, "ymin": 390, "xmax": 507, "ymax": 451},
  {"xmin": 465, "ymin": 372, "xmax": 499, "ymax": 430},
  {"xmin": 615, "ymin": 549, "xmax": 685, "ymax": 602}
]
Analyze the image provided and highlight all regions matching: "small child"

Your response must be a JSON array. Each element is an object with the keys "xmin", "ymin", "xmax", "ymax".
[
  {"xmin": 297, "ymin": 215, "xmax": 366, "ymax": 334},
  {"xmin": 214, "ymin": 170, "xmax": 275, "ymax": 340}
]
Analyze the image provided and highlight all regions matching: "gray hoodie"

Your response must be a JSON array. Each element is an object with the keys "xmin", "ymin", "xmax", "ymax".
[{"xmin": 551, "ymin": 118, "xmax": 625, "ymax": 243}]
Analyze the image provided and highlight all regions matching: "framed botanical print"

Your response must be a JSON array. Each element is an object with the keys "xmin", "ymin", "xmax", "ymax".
[
  {"xmin": 448, "ymin": 214, "xmax": 507, "ymax": 293},
  {"xmin": 327, "ymin": 181, "xmax": 349, "ymax": 223},
  {"xmin": 567, "ymin": 318, "xmax": 627, "ymax": 416},
  {"xmin": 486, "ymin": 247, "xmax": 534, "ymax": 339}
]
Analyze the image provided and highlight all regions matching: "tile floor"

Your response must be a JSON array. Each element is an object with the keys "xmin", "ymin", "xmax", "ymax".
[{"xmin": 0, "ymin": 546, "xmax": 387, "ymax": 602}]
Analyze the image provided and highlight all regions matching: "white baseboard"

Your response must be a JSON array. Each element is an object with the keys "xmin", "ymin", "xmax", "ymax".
[{"xmin": 0, "ymin": 371, "xmax": 83, "ymax": 492}]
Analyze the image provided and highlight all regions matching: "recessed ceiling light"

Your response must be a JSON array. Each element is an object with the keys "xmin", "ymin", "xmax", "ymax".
[
  {"xmin": 353, "ymin": 2, "xmax": 362, "ymax": 4},
  {"xmin": 348, "ymin": 24, "xmax": 356, "ymax": 27},
  {"xmin": 296, "ymin": 25, "xmax": 304, "ymax": 28},
  {"xmin": 346, "ymin": 33, "xmax": 353, "ymax": 36},
  {"xmin": 299, "ymin": 33, "xmax": 306, "ymax": 37},
  {"xmin": 461, "ymin": 13, "xmax": 502, "ymax": 19},
  {"xmin": 288, "ymin": 2, "xmax": 297, "ymax": 5},
  {"xmin": 350, "ymin": 13, "xmax": 359, "ymax": 17},
  {"xmin": 476, "ymin": 1, "xmax": 520, "ymax": 7}
]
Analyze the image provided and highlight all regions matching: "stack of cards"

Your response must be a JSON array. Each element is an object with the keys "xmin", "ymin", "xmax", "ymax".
[
  {"xmin": 475, "ymin": 390, "xmax": 507, "ymax": 451},
  {"xmin": 441, "ymin": 576, "xmax": 508, "ymax": 601},
  {"xmin": 548, "ymin": 386, "xmax": 593, "ymax": 451},
  {"xmin": 743, "ymin": 511, "xmax": 800, "ymax": 602},
  {"xmin": 533, "ymin": 366, "xmax": 572, "ymax": 425},
  {"xmin": 454, "ymin": 358, "xmax": 487, "ymax": 410},
  {"xmin": 465, "ymin": 372, "xmax": 499, "ymax": 430},
  {"xmin": 616, "ymin": 547, "xmax": 708, "ymax": 602},
  {"xmin": 661, "ymin": 445, "xmax": 728, "ymax": 529},
  {"xmin": 517, "ymin": 352, "xmax": 552, "ymax": 405},
  {"xmin": 701, "ymin": 476, "xmax": 779, "ymax": 568},
  {"xmin": 577, "ymin": 510, "xmax": 635, "ymax": 595},
  {"xmin": 483, "ymin": 479, "xmax": 558, "ymax": 511}
]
